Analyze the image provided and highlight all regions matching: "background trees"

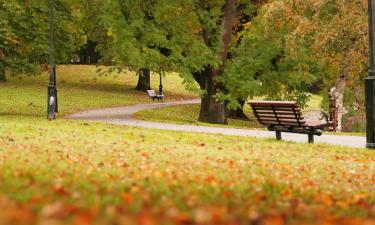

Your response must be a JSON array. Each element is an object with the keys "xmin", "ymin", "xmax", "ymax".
[
  {"xmin": 0, "ymin": 0, "xmax": 84, "ymax": 82},
  {"xmin": 0, "ymin": 0, "xmax": 370, "ymax": 131},
  {"xmin": 219, "ymin": 7, "xmax": 315, "ymax": 111},
  {"xmin": 259, "ymin": 0, "xmax": 368, "ymax": 131},
  {"xmin": 183, "ymin": 0, "xmax": 255, "ymax": 124},
  {"xmin": 100, "ymin": 0, "xmax": 189, "ymax": 92}
]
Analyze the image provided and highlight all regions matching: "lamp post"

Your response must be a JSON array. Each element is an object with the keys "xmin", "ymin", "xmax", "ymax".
[
  {"xmin": 365, "ymin": 0, "xmax": 375, "ymax": 148},
  {"xmin": 47, "ymin": 0, "xmax": 58, "ymax": 120},
  {"xmin": 159, "ymin": 73, "xmax": 163, "ymax": 95}
]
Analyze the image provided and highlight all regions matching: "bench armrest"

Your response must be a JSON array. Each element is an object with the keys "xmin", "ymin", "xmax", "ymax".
[
  {"xmin": 320, "ymin": 110, "xmax": 330, "ymax": 124},
  {"xmin": 303, "ymin": 110, "xmax": 331, "ymax": 124}
]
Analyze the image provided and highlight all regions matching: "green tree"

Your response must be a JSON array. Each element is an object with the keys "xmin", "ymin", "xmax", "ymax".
[
  {"xmin": 78, "ymin": 0, "xmax": 112, "ymax": 64},
  {"xmin": 257, "ymin": 0, "xmax": 368, "ymax": 131},
  {"xmin": 101, "ymin": 0, "xmax": 188, "ymax": 92},
  {"xmin": 102, "ymin": 0, "xmax": 257, "ymax": 124},
  {"xmin": 219, "ymin": 4, "xmax": 317, "ymax": 111},
  {"xmin": 0, "ymin": 0, "xmax": 84, "ymax": 82},
  {"xmin": 175, "ymin": 0, "xmax": 256, "ymax": 124}
]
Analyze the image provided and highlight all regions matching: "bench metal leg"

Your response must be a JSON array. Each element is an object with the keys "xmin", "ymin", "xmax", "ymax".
[
  {"xmin": 275, "ymin": 131, "xmax": 281, "ymax": 141},
  {"xmin": 308, "ymin": 134, "xmax": 314, "ymax": 143}
]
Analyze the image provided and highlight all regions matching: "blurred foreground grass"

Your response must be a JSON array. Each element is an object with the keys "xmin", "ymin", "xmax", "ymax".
[{"xmin": 0, "ymin": 65, "xmax": 373, "ymax": 225}]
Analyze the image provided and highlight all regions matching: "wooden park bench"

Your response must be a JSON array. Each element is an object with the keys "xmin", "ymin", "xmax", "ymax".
[
  {"xmin": 249, "ymin": 101, "xmax": 333, "ymax": 143},
  {"xmin": 147, "ymin": 90, "xmax": 164, "ymax": 101}
]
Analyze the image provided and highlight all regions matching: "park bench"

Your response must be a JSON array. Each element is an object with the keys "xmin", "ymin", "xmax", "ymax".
[
  {"xmin": 147, "ymin": 90, "xmax": 164, "ymax": 101},
  {"xmin": 249, "ymin": 101, "xmax": 333, "ymax": 143}
]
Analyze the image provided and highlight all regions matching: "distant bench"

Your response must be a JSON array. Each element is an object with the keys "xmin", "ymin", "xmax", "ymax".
[
  {"xmin": 147, "ymin": 90, "xmax": 164, "ymax": 101},
  {"xmin": 249, "ymin": 101, "xmax": 333, "ymax": 143}
]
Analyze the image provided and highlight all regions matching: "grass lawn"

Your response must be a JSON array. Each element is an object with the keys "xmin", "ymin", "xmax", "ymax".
[
  {"xmin": 0, "ymin": 65, "xmax": 197, "ymax": 117},
  {"xmin": 135, "ymin": 103, "xmax": 264, "ymax": 129},
  {"xmin": 0, "ymin": 65, "xmax": 374, "ymax": 225}
]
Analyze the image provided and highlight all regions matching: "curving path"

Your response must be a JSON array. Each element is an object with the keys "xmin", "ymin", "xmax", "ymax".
[{"xmin": 67, "ymin": 99, "xmax": 366, "ymax": 148}]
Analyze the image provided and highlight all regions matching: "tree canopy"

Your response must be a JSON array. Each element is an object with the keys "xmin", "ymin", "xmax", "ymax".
[
  {"xmin": 0, "ymin": 0, "xmax": 370, "ymax": 129},
  {"xmin": 0, "ymin": 0, "xmax": 84, "ymax": 81}
]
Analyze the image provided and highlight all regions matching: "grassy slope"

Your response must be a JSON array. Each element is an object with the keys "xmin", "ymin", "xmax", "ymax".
[
  {"xmin": 0, "ymin": 65, "xmax": 197, "ymax": 117},
  {"xmin": 0, "ymin": 66, "xmax": 374, "ymax": 224}
]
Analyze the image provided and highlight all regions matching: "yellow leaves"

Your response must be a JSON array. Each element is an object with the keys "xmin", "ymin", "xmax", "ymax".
[
  {"xmin": 4, "ymin": 35, "xmax": 19, "ymax": 46},
  {"xmin": 117, "ymin": 161, "xmax": 130, "ymax": 168}
]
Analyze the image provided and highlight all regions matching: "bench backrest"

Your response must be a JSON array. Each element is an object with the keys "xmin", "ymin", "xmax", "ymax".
[
  {"xmin": 147, "ymin": 90, "xmax": 156, "ymax": 97},
  {"xmin": 249, "ymin": 101, "xmax": 305, "ymax": 128}
]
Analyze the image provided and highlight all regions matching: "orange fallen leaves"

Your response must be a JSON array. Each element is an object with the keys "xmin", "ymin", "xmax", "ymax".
[
  {"xmin": 0, "ymin": 126, "xmax": 374, "ymax": 225},
  {"xmin": 53, "ymin": 184, "xmax": 70, "ymax": 197},
  {"xmin": 121, "ymin": 192, "xmax": 134, "ymax": 204},
  {"xmin": 263, "ymin": 214, "xmax": 285, "ymax": 225},
  {"xmin": 0, "ymin": 203, "xmax": 34, "ymax": 225}
]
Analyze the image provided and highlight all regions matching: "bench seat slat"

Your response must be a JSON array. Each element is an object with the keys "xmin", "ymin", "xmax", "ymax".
[
  {"xmin": 256, "ymin": 114, "xmax": 304, "ymax": 120},
  {"xmin": 261, "ymin": 121, "xmax": 304, "ymax": 127},
  {"xmin": 258, "ymin": 118, "xmax": 305, "ymax": 124},
  {"xmin": 255, "ymin": 110, "xmax": 301, "ymax": 115},
  {"xmin": 250, "ymin": 101, "xmax": 297, "ymax": 107},
  {"xmin": 252, "ymin": 107, "xmax": 301, "ymax": 112}
]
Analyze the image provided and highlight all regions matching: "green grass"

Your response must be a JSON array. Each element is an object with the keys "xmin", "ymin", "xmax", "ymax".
[
  {"xmin": 135, "ymin": 103, "xmax": 264, "ymax": 129},
  {"xmin": 0, "ymin": 65, "xmax": 197, "ymax": 117},
  {"xmin": 0, "ymin": 65, "xmax": 374, "ymax": 224},
  {"xmin": 306, "ymin": 94, "xmax": 323, "ymax": 110}
]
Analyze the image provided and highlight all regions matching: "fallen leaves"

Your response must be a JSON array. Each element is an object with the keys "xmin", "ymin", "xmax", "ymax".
[
  {"xmin": 121, "ymin": 193, "xmax": 134, "ymax": 204},
  {"xmin": 0, "ymin": 121, "xmax": 374, "ymax": 225}
]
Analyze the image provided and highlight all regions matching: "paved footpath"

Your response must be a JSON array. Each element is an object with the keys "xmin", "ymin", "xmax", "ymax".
[{"xmin": 67, "ymin": 99, "xmax": 366, "ymax": 148}]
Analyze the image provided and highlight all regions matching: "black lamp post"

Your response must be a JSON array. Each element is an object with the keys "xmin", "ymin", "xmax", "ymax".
[
  {"xmin": 159, "ymin": 73, "xmax": 164, "ymax": 95},
  {"xmin": 365, "ymin": 0, "xmax": 375, "ymax": 148},
  {"xmin": 47, "ymin": 0, "xmax": 58, "ymax": 120}
]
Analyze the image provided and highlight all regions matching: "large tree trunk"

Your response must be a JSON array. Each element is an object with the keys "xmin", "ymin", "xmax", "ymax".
[
  {"xmin": 227, "ymin": 99, "xmax": 249, "ymax": 120},
  {"xmin": 135, "ymin": 68, "xmax": 151, "ymax": 92},
  {"xmin": 198, "ymin": 73, "xmax": 228, "ymax": 124},
  {"xmin": 195, "ymin": 0, "xmax": 237, "ymax": 124},
  {"xmin": 0, "ymin": 66, "xmax": 6, "ymax": 82},
  {"xmin": 330, "ymin": 56, "xmax": 350, "ymax": 132}
]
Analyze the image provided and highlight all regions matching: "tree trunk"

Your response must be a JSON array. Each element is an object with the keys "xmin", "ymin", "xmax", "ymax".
[
  {"xmin": 0, "ymin": 66, "xmax": 6, "ymax": 82},
  {"xmin": 198, "ymin": 73, "xmax": 228, "ymax": 124},
  {"xmin": 227, "ymin": 99, "xmax": 249, "ymax": 120},
  {"xmin": 330, "ymin": 56, "xmax": 350, "ymax": 132},
  {"xmin": 135, "ymin": 68, "xmax": 151, "ymax": 92},
  {"xmin": 195, "ymin": 0, "xmax": 237, "ymax": 124},
  {"xmin": 332, "ymin": 79, "xmax": 346, "ymax": 132}
]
